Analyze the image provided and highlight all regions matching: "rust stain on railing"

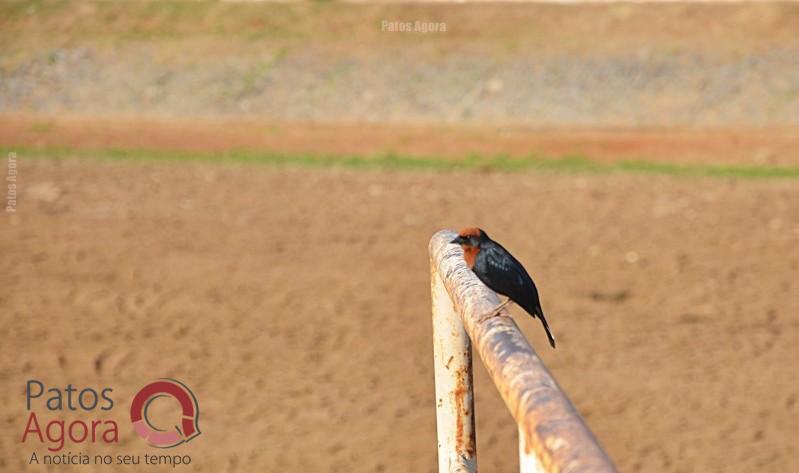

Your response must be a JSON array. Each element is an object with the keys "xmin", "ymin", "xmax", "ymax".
[{"xmin": 453, "ymin": 365, "xmax": 475, "ymax": 457}]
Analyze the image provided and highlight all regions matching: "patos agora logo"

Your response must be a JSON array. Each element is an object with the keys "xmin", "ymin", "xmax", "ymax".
[
  {"xmin": 21, "ymin": 378, "xmax": 201, "ymax": 458},
  {"xmin": 130, "ymin": 379, "xmax": 201, "ymax": 448}
]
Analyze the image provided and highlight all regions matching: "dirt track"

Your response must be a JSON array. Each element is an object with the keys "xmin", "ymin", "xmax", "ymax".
[
  {"xmin": 1, "ymin": 156, "xmax": 798, "ymax": 472},
  {"xmin": 3, "ymin": 115, "xmax": 799, "ymax": 167}
]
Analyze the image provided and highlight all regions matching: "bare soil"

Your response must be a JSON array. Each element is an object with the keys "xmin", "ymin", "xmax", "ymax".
[
  {"xmin": 1, "ymin": 156, "xmax": 797, "ymax": 473},
  {"xmin": 3, "ymin": 114, "xmax": 799, "ymax": 166}
]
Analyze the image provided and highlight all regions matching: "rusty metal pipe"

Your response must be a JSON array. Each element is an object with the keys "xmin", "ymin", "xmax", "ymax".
[
  {"xmin": 430, "ymin": 230, "xmax": 618, "ymax": 473},
  {"xmin": 519, "ymin": 424, "xmax": 547, "ymax": 473},
  {"xmin": 431, "ymin": 254, "xmax": 477, "ymax": 473}
]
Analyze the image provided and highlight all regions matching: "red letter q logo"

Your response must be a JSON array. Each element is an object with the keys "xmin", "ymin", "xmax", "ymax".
[{"xmin": 130, "ymin": 379, "xmax": 201, "ymax": 448}]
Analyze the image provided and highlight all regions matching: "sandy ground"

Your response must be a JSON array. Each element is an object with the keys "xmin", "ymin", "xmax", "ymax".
[{"xmin": 1, "ymin": 156, "xmax": 798, "ymax": 472}]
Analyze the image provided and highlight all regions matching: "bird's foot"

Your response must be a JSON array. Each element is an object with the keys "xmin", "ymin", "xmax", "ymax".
[{"xmin": 476, "ymin": 299, "xmax": 513, "ymax": 323}]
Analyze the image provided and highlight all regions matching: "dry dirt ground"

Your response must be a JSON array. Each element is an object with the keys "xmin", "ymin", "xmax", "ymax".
[
  {"xmin": 1, "ymin": 155, "xmax": 798, "ymax": 473},
  {"xmin": 3, "ymin": 115, "xmax": 799, "ymax": 167}
]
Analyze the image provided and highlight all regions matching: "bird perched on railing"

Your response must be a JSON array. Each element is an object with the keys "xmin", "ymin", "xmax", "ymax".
[{"xmin": 450, "ymin": 227, "xmax": 556, "ymax": 348}]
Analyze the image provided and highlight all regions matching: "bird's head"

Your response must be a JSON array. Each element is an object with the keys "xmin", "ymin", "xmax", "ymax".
[{"xmin": 450, "ymin": 227, "xmax": 489, "ymax": 249}]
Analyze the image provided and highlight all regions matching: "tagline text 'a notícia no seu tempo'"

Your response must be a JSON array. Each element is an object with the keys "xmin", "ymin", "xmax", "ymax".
[{"xmin": 29, "ymin": 452, "xmax": 192, "ymax": 468}]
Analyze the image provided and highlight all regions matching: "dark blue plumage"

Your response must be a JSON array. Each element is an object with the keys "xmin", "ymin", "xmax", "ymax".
[{"xmin": 451, "ymin": 227, "xmax": 556, "ymax": 348}]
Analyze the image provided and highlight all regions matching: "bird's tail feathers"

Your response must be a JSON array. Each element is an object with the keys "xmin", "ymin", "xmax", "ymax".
[{"xmin": 534, "ymin": 306, "xmax": 556, "ymax": 349}]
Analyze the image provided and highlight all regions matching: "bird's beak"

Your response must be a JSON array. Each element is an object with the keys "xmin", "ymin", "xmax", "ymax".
[{"xmin": 450, "ymin": 236, "xmax": 465, "ymax": 245}]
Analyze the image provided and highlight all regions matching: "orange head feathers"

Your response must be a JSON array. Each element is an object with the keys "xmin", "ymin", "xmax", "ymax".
[
  {"xmin": 457, "ymin": 227, "xmax": 483, "ymax": 239},
  {"xmin": 450, "ymin": 227, "xmax": 488, "ymax": 268}
]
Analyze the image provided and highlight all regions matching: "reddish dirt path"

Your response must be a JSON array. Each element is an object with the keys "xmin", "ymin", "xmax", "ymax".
[{"xmin": 3, "ymin": 114, "xmax": 798, "ymax": 166}]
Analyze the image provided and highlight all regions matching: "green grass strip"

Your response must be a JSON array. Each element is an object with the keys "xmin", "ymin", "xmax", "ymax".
[{"xmin": 3, "ymin": 144, "xmax": 799, "ymax": 179}]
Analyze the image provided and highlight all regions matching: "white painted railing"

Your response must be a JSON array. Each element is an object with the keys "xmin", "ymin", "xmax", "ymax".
[{"xmin": 430, "ymin": 230, "xmax": 618, "ymax": 473}]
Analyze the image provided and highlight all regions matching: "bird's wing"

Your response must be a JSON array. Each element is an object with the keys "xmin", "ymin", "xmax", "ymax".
[
  {"xmin": 480, "ymin": 243, "xmax": 539, "ymax": 304},
  {"xmin": 479, "ymin": 242, "xmax": 555, "ymax": 348}
]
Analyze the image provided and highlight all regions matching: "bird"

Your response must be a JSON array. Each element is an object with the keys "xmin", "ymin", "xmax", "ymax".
[{"xmin": 450, "ymin": 227, "xmax": 556, "ymax": 348}]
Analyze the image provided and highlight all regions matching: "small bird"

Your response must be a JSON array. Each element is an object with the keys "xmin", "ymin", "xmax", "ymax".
[{"xmin": 451, "ymin": 227, "xmax": 556, "ymax": 348}]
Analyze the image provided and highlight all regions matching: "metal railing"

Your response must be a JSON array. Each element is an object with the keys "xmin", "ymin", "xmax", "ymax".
[{"xmin": 430, "ymin": 230, "xmax": 618, "ymax": 473}]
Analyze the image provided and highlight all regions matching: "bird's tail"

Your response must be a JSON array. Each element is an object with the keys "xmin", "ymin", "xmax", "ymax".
[{"xmin": 534, "ymin": 306, "xmax": 556, "ymax": 349}]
